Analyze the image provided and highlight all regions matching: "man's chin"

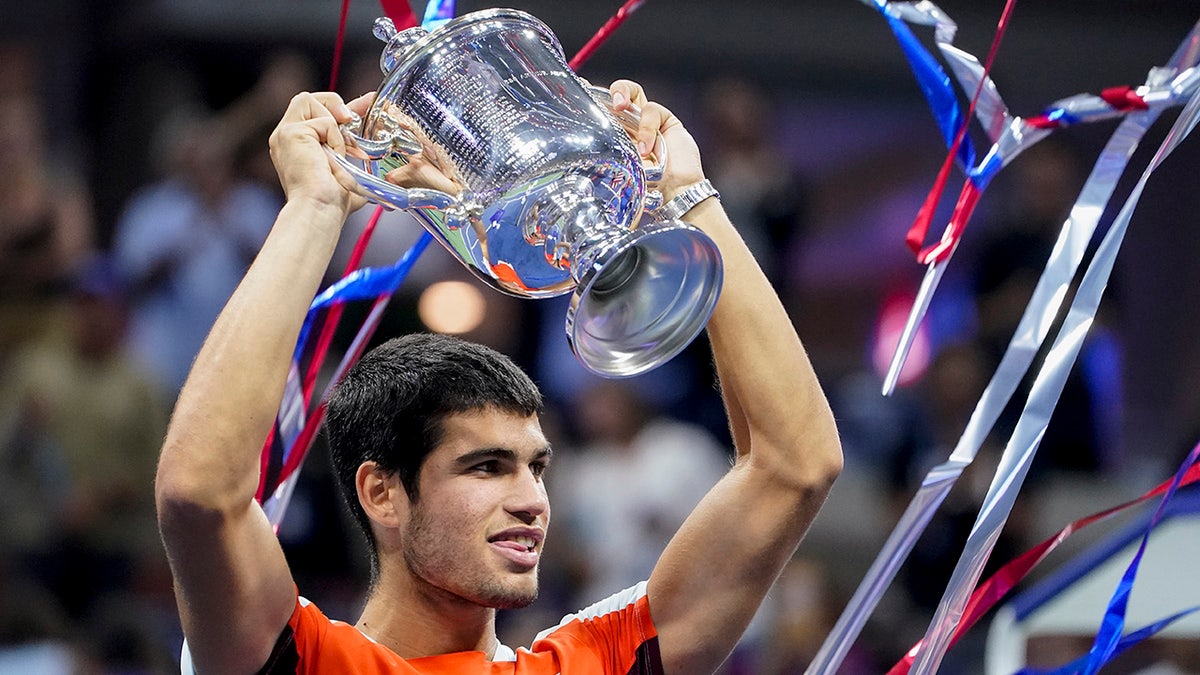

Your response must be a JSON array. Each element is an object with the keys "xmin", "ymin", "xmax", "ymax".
[
  {"xmin": 488, "ymin": 589, "xmax": 538, "ymax": 610},
  {"xmin": 479, "ymin": 581, "xmax": 539, "ymax": 610}
]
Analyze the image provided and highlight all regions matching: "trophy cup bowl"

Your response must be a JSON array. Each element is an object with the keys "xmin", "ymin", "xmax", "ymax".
[{"xmin": 327, "ymin": 8, "xmax": 723, "ymax": 377}]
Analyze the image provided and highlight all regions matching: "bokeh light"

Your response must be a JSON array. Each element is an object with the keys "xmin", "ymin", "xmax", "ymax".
[{"xmin": 418, "ymin": 280, "xmax": 487, "ymax": 334}]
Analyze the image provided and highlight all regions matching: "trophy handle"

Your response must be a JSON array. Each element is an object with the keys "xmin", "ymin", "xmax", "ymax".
[
  {"xmin": 590, "ymin": 86, "xmax": 667, "ymax": 210},
  {"xmin": 339, "ymin": 112, "xmax": 424, "ymax": 157},
  {"xmin": 322, "ymin": 114, "xmax": 456, "ymax": 211}
]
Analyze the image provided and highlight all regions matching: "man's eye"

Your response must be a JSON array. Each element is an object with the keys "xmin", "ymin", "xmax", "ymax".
[
  {"xmin": 530, "ymin": 461, "xmax": 548, "ymax": 478},
  {"xmin": 472, "ymin": 461, "xmax": 500, "ymax": 474}
]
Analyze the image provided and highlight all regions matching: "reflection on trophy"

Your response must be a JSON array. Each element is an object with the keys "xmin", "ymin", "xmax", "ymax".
[{"xmin": 328, "ymin": 8, "xmax": 723, "ymax": 377}]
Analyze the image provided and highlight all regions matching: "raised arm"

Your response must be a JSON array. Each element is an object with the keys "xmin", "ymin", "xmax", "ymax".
[
  {"xmin": 611, "ymin": 81, "xmax": 843, "ymax": 674},
  {"xmin": 154, "ymin": 92, "xmax": 367, "ymax": 674}
]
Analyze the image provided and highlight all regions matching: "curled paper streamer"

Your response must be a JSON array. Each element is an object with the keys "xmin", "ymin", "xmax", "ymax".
[
  {"xmin": 257, "ymin": 0, "xmax": 430, "ymax": 517},
  {"xmin": 886, "ymin": 440, "xmax": 1200, "ymax": 674},
  {"xmin": 807, "ymin": 14, "xmax": 1200, "ymax": 674},
  {"xmin": 908, "ymin": 65, "xmax": 1200, "ymax": 675},
  {"xmin": 262, "ymin": 294, "xmax": 399, "ymax": 526},
  {"xmin": 874, "ymin": 0, "xmax": 1026, "ymax": 394},
  {"xmin": 1020, "ymin": 443, "xmax": 1200, "ymax": 675},
  {"xmin": 877, "ymin": 1, "xmax": 1200, "ymax": 395}
]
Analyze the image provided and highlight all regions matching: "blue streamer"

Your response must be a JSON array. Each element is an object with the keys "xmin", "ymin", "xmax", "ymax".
[
  {"xmin": 967, "ymin": 148, "xmax": 1005, "ymax": 187},
  {"xmin": 1082, "ymin": 442, "xmax": 1200, "ymax": 673},
  {"xmin": 1018, "ymin": 605, "xmax": 1200, "ymax": 675},
  {"xmin": 292, "ymin": 231, "xmax": 433, "ymax": 363},
  {"xmin": 868, "ymin": 1, "xmax": 976, "ymax": 169},
  {"xmin": 1018, "ymin": 441, "xmax": 1200, "ymax": 675}
]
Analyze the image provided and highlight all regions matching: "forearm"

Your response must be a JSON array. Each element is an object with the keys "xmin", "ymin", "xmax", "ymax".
[
  {"xmin": 687, "ymin": 198, "xmax": 841, "ymax": 486},
  {"xmin": 615, "ymin": 79, "xmax": 842, "ymax": 675},
  {"xmin": 156, "ymin": 199, "xmax": 345, "ymax": 514},
  {"xmin": 648, "ymin": 196, "xmax": 843, "ymax": 674}
]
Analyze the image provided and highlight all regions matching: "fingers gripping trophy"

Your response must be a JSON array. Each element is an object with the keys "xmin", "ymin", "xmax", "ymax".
[{"xmin": 328, "ymin": 8, "xmax": 723, "ymax": 377}]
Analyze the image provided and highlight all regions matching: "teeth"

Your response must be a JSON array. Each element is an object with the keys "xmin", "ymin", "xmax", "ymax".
[{"xmin": 513, "ymin": 536, "xmax": 535, "ymax": 550}]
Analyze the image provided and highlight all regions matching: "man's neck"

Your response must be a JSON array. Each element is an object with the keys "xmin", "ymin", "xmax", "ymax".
[{"xmin": 355, "ymin": 572, "xmax": 500, "ymax": 660}]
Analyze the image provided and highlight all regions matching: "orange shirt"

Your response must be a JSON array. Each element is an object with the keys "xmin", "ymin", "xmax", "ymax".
[{"xmin": 257, "ymin": 582, "xmax": 662, "ymax": 674}]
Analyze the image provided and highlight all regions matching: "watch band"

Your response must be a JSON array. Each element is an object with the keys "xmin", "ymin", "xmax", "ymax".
[{"xmin": 661, "ymin": 179, "xmax": 720, "ymax": 221}]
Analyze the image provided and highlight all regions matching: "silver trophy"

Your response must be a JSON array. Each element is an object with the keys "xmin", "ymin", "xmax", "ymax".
[{"xmin": 328, "ymin": 8, "xmax": 723, "ymax": 377}]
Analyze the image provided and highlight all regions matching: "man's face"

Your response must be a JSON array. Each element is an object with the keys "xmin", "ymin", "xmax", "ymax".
[{"xmin": 402, "ymin": 407, "xmax": 551, "ymax": 609}]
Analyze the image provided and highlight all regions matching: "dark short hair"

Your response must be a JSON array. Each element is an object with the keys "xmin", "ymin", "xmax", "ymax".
[{"xmin": 324, "ymin": 333, "xmax": 543, "ymax": 570}]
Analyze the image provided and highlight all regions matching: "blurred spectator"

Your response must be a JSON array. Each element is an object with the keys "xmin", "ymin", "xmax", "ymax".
[
  {"xmin": 221, "ymin": 52, "xmax": 319, "ymax": 196},
  {"xmin": 543, "ymin": 380, "xmax": 789, "ymax": 674},
  {"xmin": 699, "ymin": 76, "xmax": 808, "ymax": 290},
  {"xmin": 0, "ymin": 254, "xmax": 174, "ymax": 670},
  {"xmin": 111, "ymin": 55, "xmax": 313, "ymax": 397},
  {"xmin": 548, "ymin": 380, "xmax": 731, "ymax": 606},
  {"xmin": 0, "ymin": 42, "xmax": 94, "ymax": 367},
  {"xmin": 0, "ymin": 552, "xmax": 79, "ymax": 672},
  {"xmin": 758, "ymin": 557, "xmax": 879, "ymax": 674},
  {"xmin": 878, "ymin": 341, "xmax": 1035, "ymax": 671},
  {"xmin": 0, "ymin": 254, "xmax": 168, "ymax": 611}
]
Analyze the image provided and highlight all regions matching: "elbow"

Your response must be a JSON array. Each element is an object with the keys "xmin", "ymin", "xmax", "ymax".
[
  {"xmin": 752, "ymin": 426, "xmax": 843, "ymax": 500},
  {"xmin": 797, "ymin": 437, "xmax": 843, "ymax": 500},
  {"xmin": 802, "ymin": 410, "xmax": 843, "ymax": 494},
  {"xmin": 816, "ymin": 428, "xmax": 844, "ymax": 486},
  {"xmin": 154, "ymin": 441, "xmax": 258, "ymax": 532},
  {"xmin": 155, "ymin": 462, "xmax": 223, "ymax": 536},
  {"xmin": 155, "ymin": 467, "xmax": 257, "ymax": 555}
]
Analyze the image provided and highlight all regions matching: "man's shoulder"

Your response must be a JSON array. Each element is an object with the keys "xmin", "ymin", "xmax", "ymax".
[
  {"xmin": 528, "ymin": 582, "xmax": 664, "ymax": 675},
  {"xmin": 533, "ymin": 582, "xmax": 659, "ymax": 647},
  {"xmin": 255, "ymin": 597, "xmax": 414, "ymax": 673}
]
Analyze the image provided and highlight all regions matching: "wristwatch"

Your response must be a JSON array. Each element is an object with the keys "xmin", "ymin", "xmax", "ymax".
[{"xmin": 660, "ymin": 179, "xmax": 720, "ymax": 221}]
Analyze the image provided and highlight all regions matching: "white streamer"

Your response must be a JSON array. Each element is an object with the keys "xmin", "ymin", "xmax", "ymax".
[
  {"xmin": 807, "ymin": 17, "xmax": 1200, "ymax": 673},
  {"xmin": 910, "ymin": 81, "xmax": 1200, "ymax": 674}
]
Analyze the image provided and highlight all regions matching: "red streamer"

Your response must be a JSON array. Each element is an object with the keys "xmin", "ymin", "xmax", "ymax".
[
  {"xmin": 904, "ymin": 0, "xmax": 1018, "ymax": 262},
  {"xmin": 916, "ymin": 180, "xmax": 983, "ymax": 264},
  {"xmin": 886, "ymin": 459, "xmax": 1200, "ymax": 674},
  {"xmin": 1100, "ymin": 85, "xmax": 1149, "ymax": 112},
  {"xmin": 1027, "ymin": 83, "xmax": 1149, "ymax": 129},
  {"xmin": 330, "ymin": 0, "xmax": 352, "ymax": 91},
  {"xmin": 377, "ymin": 0, "xmax": 419, "ymax": 30},
  {"xmin": 568, "ymin": 0, "xmax": 647, "ymax": 70}
]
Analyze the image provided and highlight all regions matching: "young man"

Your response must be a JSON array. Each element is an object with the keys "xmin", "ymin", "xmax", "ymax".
[{"xmin": 155, "ymin": 81, "xmax": 843, "ymax": 674}]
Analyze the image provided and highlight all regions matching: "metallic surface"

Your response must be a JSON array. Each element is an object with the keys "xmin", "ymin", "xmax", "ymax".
[{"xmin": 328, "ymin": 8, "xmax": 723, "ymax": 377}]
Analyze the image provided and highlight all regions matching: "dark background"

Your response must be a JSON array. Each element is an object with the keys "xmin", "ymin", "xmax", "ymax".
[{"xmin": 5, "ymin": 0, "xmax": 1200, "ymax": 671}]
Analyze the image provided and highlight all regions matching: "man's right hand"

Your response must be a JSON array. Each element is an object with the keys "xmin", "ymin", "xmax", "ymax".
[{"xmin": 268, "ymin": 91, "xmax": 374, "ymax": 222}]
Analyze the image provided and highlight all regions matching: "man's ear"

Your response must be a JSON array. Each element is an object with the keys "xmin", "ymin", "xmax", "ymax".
[{"xmin": 356, "ymin": 461, "xmax": 407, "ymax": 529}]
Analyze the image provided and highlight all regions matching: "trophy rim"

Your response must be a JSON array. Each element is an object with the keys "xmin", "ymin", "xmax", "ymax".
[{"xmin": 565, "ymin": 220, "xmax": 725, "ymax": 378}]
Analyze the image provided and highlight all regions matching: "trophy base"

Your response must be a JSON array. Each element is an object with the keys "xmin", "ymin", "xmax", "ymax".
[{"xmin": 566, "ymin": 219, "xmax": 723, "ymax": 378}]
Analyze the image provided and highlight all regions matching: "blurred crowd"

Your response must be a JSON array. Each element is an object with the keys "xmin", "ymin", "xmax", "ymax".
[{"xmin": 0, "ymin": 22, "xmax": 1188, "ymax": 675}]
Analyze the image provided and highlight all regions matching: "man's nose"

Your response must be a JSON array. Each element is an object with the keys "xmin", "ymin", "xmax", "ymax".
[{"xmin": 507, "ymin": 469, "xmax": 548, "ymax": 522}]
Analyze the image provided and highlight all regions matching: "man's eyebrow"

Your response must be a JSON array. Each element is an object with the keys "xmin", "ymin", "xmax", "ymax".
[
  {"xmin": 453, "ymin": 446, "xmax": 553, "ymax": 466},
  {"xmin": 454, "ymin": 448, "xmax": 516, "ymax": 466}
]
